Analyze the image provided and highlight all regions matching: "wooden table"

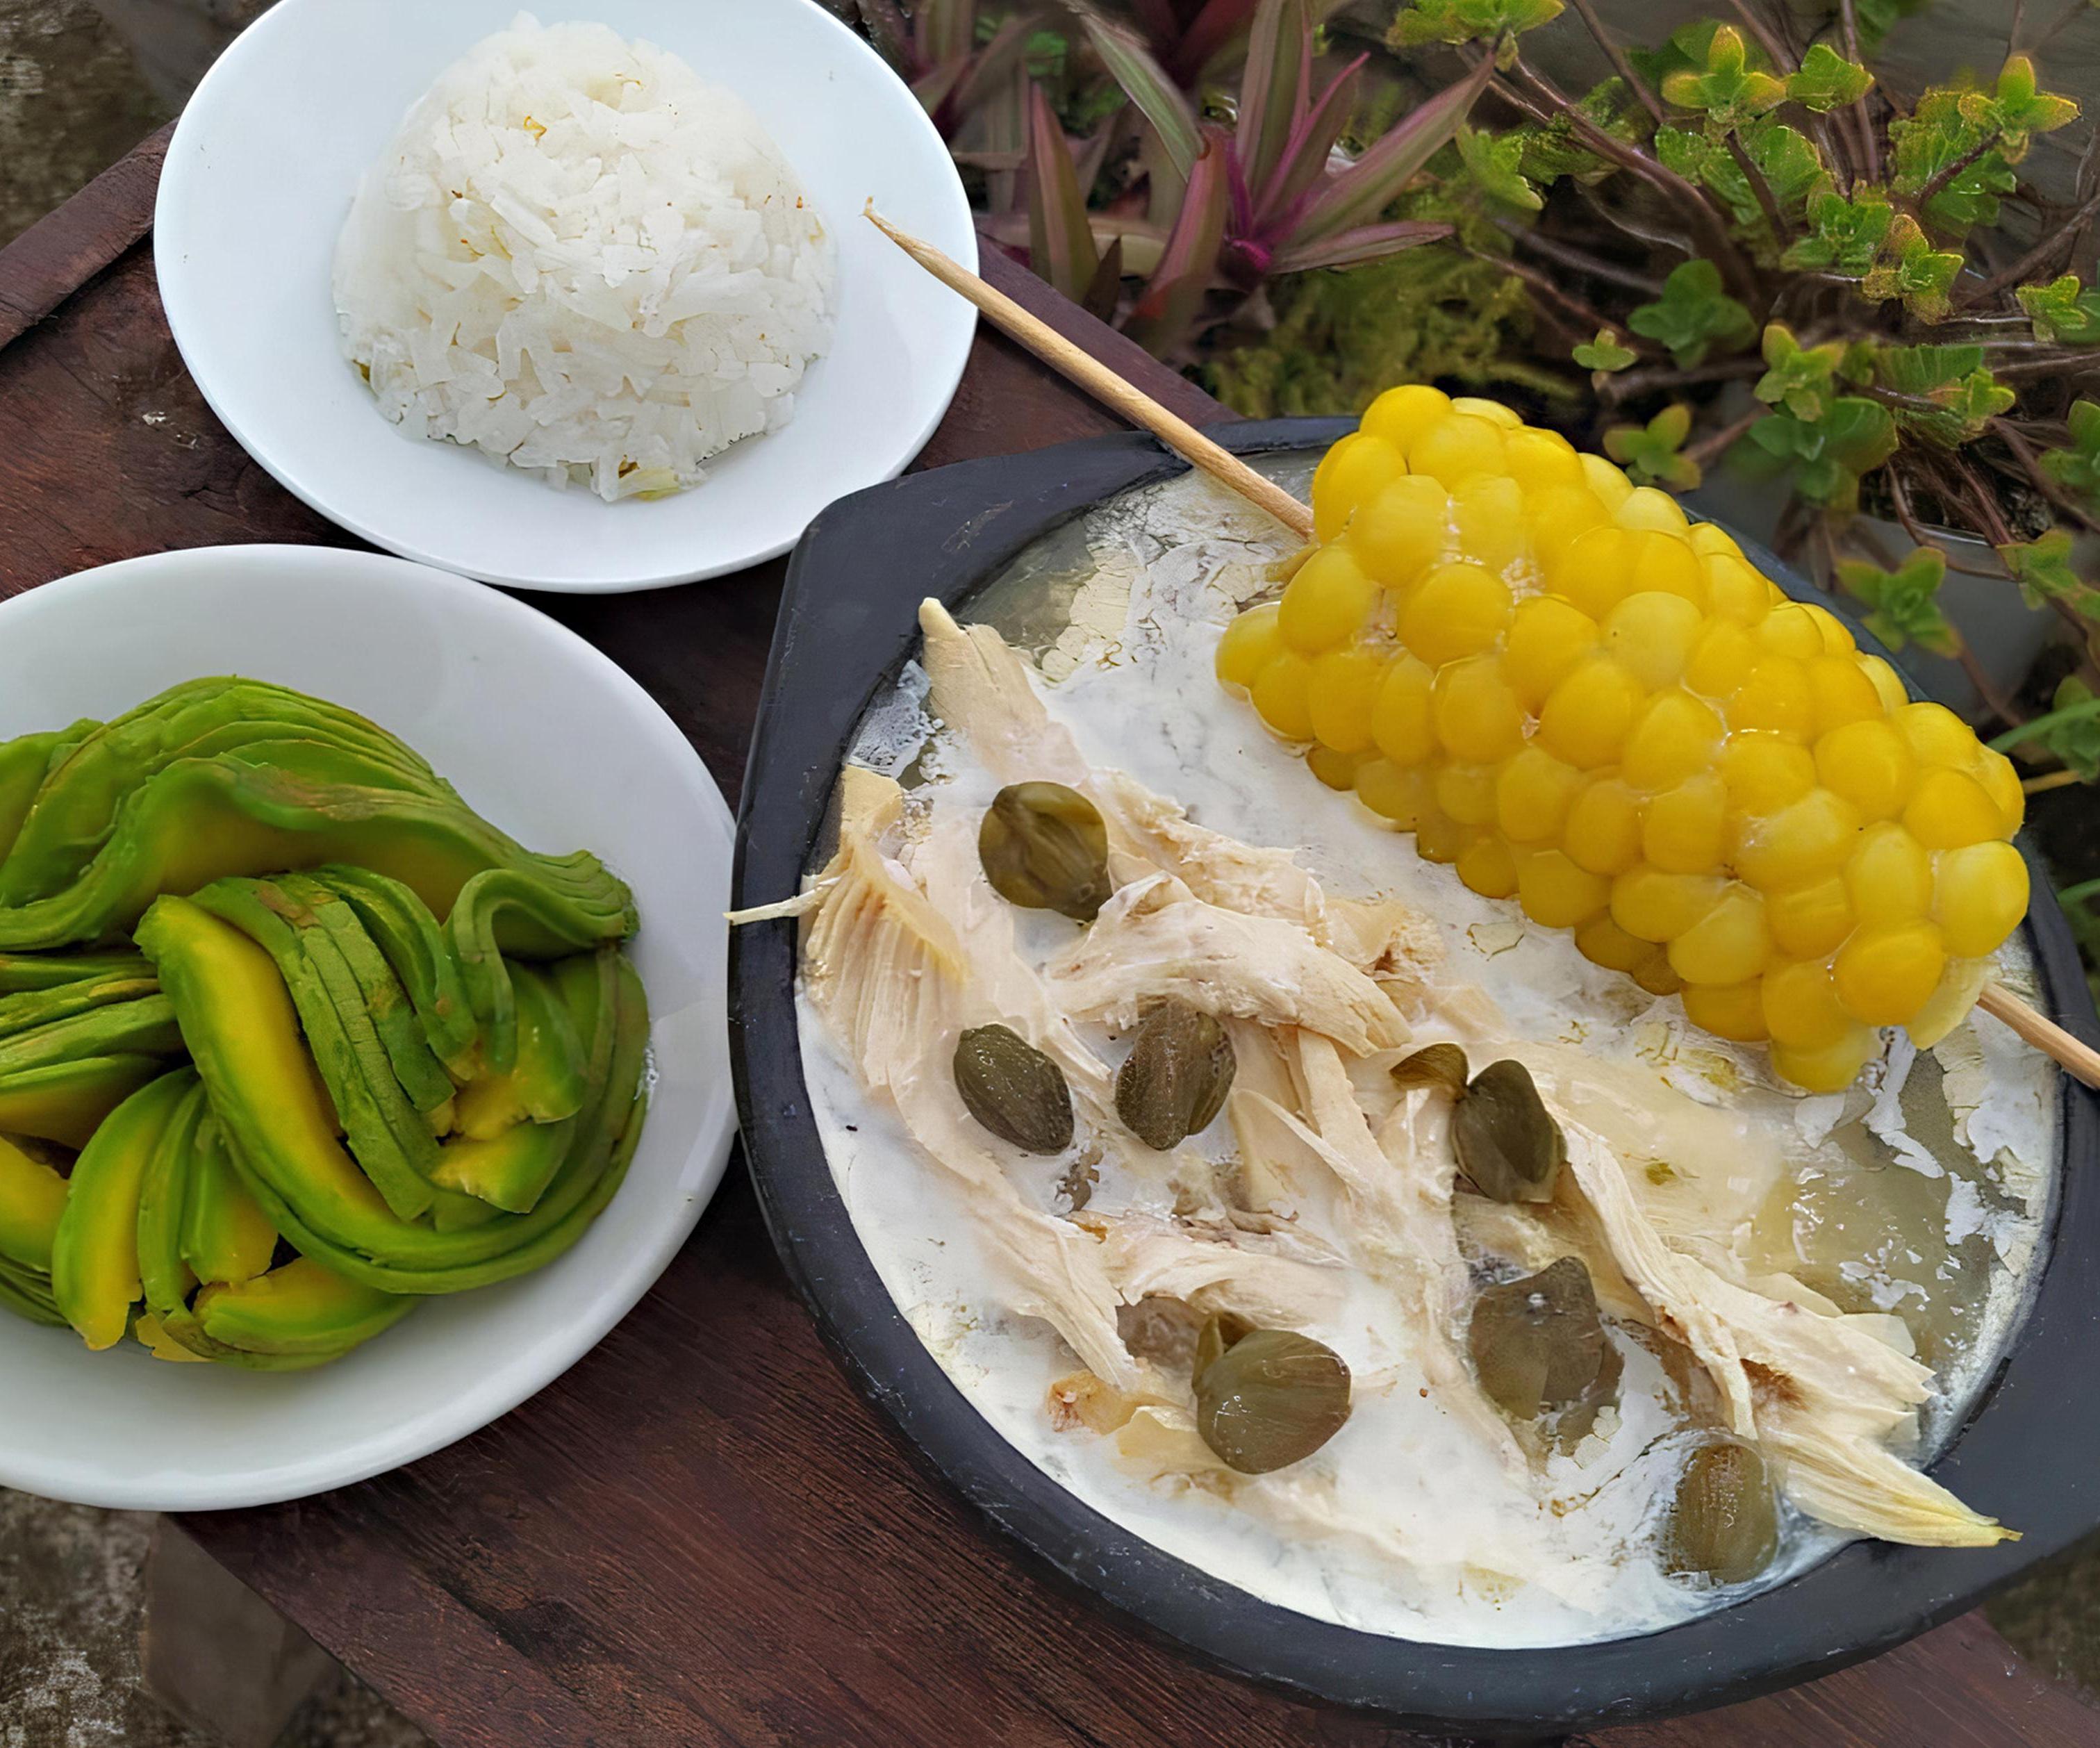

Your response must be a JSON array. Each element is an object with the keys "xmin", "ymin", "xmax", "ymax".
[{"xmin": 3, "ymin": 127, "xmax": 2097, "ymax": 1748}]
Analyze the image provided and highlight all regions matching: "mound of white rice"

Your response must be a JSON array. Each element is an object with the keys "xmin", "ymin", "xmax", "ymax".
[{"xmin": 333, "ymin": 15, "xmax": 836, "ymax": 502}]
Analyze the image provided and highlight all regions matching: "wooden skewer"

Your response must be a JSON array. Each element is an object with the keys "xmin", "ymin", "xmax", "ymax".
[{"xmin": 869, "ymin": 210, "xmax": 2100, "ymax": 1094}]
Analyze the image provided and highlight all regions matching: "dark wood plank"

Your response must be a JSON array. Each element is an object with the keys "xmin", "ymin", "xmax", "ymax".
[
  {"xmin": 0, "ymin": 120, "xmax": 172, "ymax": 352},
  {"xmin": 1, "ymin": 133, "xmax": 2093, "ymax": 1748}
]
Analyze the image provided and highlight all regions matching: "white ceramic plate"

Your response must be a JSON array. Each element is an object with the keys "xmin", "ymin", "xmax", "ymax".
[
  {"xmin": 0, "ymin": 545, "xmax": 736, "ymax": 1509},
  {"xmin": 155, "ymin": 0, "xmax": 977, "ymax": 593}
]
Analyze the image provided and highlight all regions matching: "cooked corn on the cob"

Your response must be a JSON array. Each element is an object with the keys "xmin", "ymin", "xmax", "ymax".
[{"xmin": 1216, "ymin": 386, "xmax": 2028, "ymax": 1093}]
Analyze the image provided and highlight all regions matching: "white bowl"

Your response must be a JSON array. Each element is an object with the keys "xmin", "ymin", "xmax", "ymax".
[
  {"xmin": 155, "ymin": 0, "xmax": 977, "ymax": 593},
  {"xmin": 0, "ymin": 545, "xmax": 736, "ymax": 1509}
]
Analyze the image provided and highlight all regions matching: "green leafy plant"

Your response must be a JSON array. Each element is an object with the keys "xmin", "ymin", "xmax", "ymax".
[{"xmin": 1387, "ymin": 0, "xmax": 2100, "ymax": 789}]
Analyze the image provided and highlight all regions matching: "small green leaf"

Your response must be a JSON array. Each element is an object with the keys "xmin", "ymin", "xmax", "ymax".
[
  {"xmin": 2041, "ymin": 399, "xmax": 2100, "ymax": 504},
  {"xmin": 2006, "ymin": 677, "xmax": 2100, "ymax": 781},
  {"xmin": 1754, "ymin": 322, "xmax": 1846, "ymax": 420},
  {"xmin": 1787, "ymin": 44, "xmax": 1873, "ymax": 113},
  {"xmin": 1628, "ymin": 258, "xmax": 1757, "ymax": 368},
  {"xmin": 1959, "ymin": 53, "xmax": 2080, "ymax": 160},
  {"xmin": 1872, "ymin": 345, "xmax": 2013, "ymax": 445},
  {"xmin": 1514, "ymin": 78, "xmax": 1647, "ymax": 186},
  {"xmin": 1836, "ymin": 547, "xmax": 1960, "ymax": 657},
  {"xmin": 1999, "ymin": 529, "xmax": 2100, "ymax": 618},
  {"xmin": 1783, "ymin": 185, "xmax": 1894, "ymax": 278},
  {"xmin": 1860, "ymin": 213, "xmax": 1962, "ymax": 321},
  {"xmin": 1628, "ymin": 21, "xmax": 1723, "ymax": 93},
  {"xmin": 1572, "ymin": 328, "xmax": 1637, "ymax": 372},
  {"xmin": 1744, "ymin": 396, "xmax": 1898, "ymax": 509},
  {"xmin": 1457, "ymin": 123, "xmax": 1543, "ymax": 211},
  {"xmin": 1656, "ymin": 120, "xmax": 1828, "ymax": 234},
  {"xmin": 1890, "ymin": 87, "xmax": 2016, "ymax": 232},
  {"xmin": 2018, "ymin": 274, "xmax": 2100, "ymax": 345},
  {"xmin": 1659, "ymin": 24, "xmax": 1786, "ymax": 130},
  {"xmin": 1604, "ymin": 403, "xmax": 1701, "ymax": 490},
  {"xmin": 1391, "ymin": 0, "xmax": 1564, "ymax": 57}
]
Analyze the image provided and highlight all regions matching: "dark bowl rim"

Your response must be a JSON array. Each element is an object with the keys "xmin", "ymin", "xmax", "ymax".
[{"xmin": 727, "ymin": 416, "xmax": 2100, "ymax": 1735}]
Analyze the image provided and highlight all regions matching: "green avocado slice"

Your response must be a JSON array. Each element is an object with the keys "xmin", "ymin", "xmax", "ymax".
[
  {"xmin": 447, "ymin": 869, "xmax": 638, "ymax": 1073},
  {"xmin": 0, "ymin": 1132, "xmax": 67, "ymax": 1273},
  {"xmin": 0, "ymin": 1055, "xmax": 169, "ymax": 1148},
  {"xmin": 194, "ymin": 1258, "xmax": 415, "ymax": 1358},
  {"xmin": 0, "ymin": 721, "xmax": 97, "ymax": 867},
  {"xmin": 180, "ymin": 1112, "xmax": 278, "ymax": 1287},
  {"xmin": 454, "ymin": 962, "xmax": 586, "ymax": 1135},
  {"xmin": 48, "ymin": 1068, "xmax": 193, "ymax": 1349},
  {"xmin": 0, "ymin": 951, "xmax": 155, "ymax": 993},
  {"xmin": 307, "ymin": 866, "xmax": 479, "ymax": 1079},
  {"xmin": 0, "ymin": 1254, "xmax": 63, "ymax": 1326},
  {"xmin": 0, "ymin": 973, "xmax": 160, "ymax": 1044},
  {"xmin": 0, "ymin": 994, "xmax": 185, "ymax": 1076}
]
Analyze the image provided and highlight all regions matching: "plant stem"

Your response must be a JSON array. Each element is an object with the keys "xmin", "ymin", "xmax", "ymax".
[
  {"xmin": 1839, "ymin": 0, "xmax": 1880, "ymax": 181},
  {"xmin": 1565, "ymin": 0, "xmax": 1663, "ymax": 124},
  {"xmin": 1963, "ymin": 183, "xmax": 2100, "ymax": 303},
  {"xmin": 1685, "ymin": 406, "xmax": 1764, "ymax": 470},
  {"xmin": 2035, "ymin": 0, "xmax": 2090, "ymax": 53},
  {"xmin": 2026, "ymin": 767, "xmax": 2086, "ymax": 793},
  {"xmin": 1990, "ymin": 695, "xmax": 2100, "ymax": 754},
  {"xmin": 1723, "ymin": 129, "xmax": 1791, "ymax": 242},
  {"xmin": 1992, "ymin": 416, "xmax": 2100, "ymax": 538},
  {"xmin": 1494, "ymin": 217, "xmax": 1664, "ymax": 294},
  {"xmin": 1466, "ymin": 247, "xmax": 1625, "ymax": 339},
  {"xmin": 1726, "ymin": 0, "xmax": 1794, "ymax": 71},
  {"xmin": 2060, "ymin": 877, "xmax": 2100, "ymax": 907},
  {"xmin": 1912, "ymin": 139, "xmax": 1997, "ymax": 224}
]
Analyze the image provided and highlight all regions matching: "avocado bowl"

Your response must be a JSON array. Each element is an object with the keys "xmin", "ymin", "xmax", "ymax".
[
  {"xmin": 729, "ymin": 420, "xmax": 2100, "ymax": 1733},
  {"xmin": 0, "ymin": 544, "xmax": 736, "ymax": 1510}
]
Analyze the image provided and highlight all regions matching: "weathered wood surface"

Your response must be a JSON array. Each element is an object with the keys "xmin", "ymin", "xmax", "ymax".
[{"xmin": 1, "ymin": 135, "xmax": 2094, "ymax": 1748}]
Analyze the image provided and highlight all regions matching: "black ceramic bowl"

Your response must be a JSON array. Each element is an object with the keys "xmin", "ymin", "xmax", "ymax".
[{"xmin": 728, "ymin": 419, "xmax": 2100, "ymax": 1736}]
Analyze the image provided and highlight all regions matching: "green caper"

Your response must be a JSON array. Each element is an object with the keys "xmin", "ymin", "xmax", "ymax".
[
  {"xmin": 1391, "ymin": 1042, "xmax": 1469, "ymax": 1098},
  {"xmin": 1194, "ymin": 1326, "xmax": 1351, "ymax": 1475},
  {"xmin": 1453, "ymin": 1059, "xmax": 1564, "ymax": 1204},
  {"xmin": 1116, "ymin": 1000, "xmax": 1237, "ymax": 1150},
  {"xmin": 953, "ymin": 1024, "xmax": 1073, "ymax": 1154},
  {"xmin": 1467, "ymin": 1257, "xmax": 1621, "ymax": 1445},
  {"xmin": 1191, "ymin": 1309, "xmax": 1255, "ymax": 1386},
  {"xmin": 1663, "ymin": 1438, "xmax": 1780, "ymax": 1587},
  {"xmin": 978, "ymin": 782, "xmax": 1112, "ymax": 921}
]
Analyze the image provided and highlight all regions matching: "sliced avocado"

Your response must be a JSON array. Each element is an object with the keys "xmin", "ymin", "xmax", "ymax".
[
  {"xmin": 181, "ymin": 1113, "xmax": 278, "ymax": 1287},
  {"xmin": 0, "ymin": 951, "xmax": 155, "ymax": 993},
  {"xmin": 0, "ymin": 720, "xmax": 97, "ymax": 866},
  {"xmin": 134, "ymin": 1311, "xmax": 213, "ymax": 1360},
  {"xmin": 47, "ymin": 1069, "xmax": 193, "ymax": 1350},
  {"xmin": 0, "ymin": 973, "xmax": 160, "ymax": 1044},
  {"xmin": 0, "ymin": 1132, "xmax": 67, "ymax": 1273},
  {"xmin": 454, "ymin": 962, "xmax": 586, "ymax": 1136},
  {"xmin": 429, "ymin": 1115, "xmax": 577, "ymax": 1215},
  {"xmin": 185, "ymin": 878, "xmax": 434, "ymax": 1222},
  {"xmin": 0, "ymin": 994, "xmax": 185, "ymax": 1075},
  {"xmin": 139, "ymin": 899, "xmax": 642, "ymax": 1293},
  {"xmin": 194, "ymin": 1257, "xmax": 414, "ymax": 1357},
  {"xmin": 446, "ymin": 868, "xmax": 638, "ymax": 1072},
  {"xmin": 0, "ymin": 1255, "xmax": 64, "ymax": 1326},
  {"xmin": 308, "ymin": 866, "xmax": 479, "ymax": 1078},
  {"xmin": 0, "ymin": 1055, "xmax": 167, "ymax": 1147}
]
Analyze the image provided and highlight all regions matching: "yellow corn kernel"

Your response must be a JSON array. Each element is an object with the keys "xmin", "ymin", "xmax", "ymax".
[
  {"xmin": 1603, "ymin": 591, "xmax": 1705, "ymax": 690},
  {"xmin": 1355, "ymin": 757, "xmax": 1431, "ymax": 826},
  {"xmin": 1528, "ymin": 484, "xmax": 1611, "ymax": 570},
  {"xmin": 1668, "ymin": 883, "xmax": 1771, "ymax": 984},
  {"xmin": 1859, "ymin": 653, "xmax": 1910, "ymax": 714},
  {"xmin": 1279, "ymin": 543, "xmax": 1378, "ymax": 654},
  {"xmin": 1800, "ymin": 602, "xmax": 1856, "ymax": 656},
  {"xmin": 1411, "ymin": 413, "xmax": 1507, "ymax": 487},
  {"xmin": 1705, "ymin": 554, "xmax": 1775, "ymax": 624},
  {"xmin": 1505, "ymin": 595, "xmax": 1600, "ymax": 711},
  {"xmin": 1311, "ymin": 433, "xmax": 1406, "ymax": 543},
  {"xmin": 1976, "ymin": 747, "xmax": 2026, "ymax": 834},
  {"xmin": 1628, "ymin": 531, "xmax": 1706, "ymax": 604},
  {"xmin": 1371, "ymin": 654, "xmax": 1437, "ymax": 766},
  {"xmin": 1415, "ymin": 809, "xmax": 1470, "ymax": 864},
  {"xmin": 1498, "ymin": 745, "xmax": 1584, "ymax": 842},
  {"xmin": 1766, "ymin": 875, "xmax": 1855, "ymax": 959},
  {"xmin": 1910, "ymin": 957, "xmax": 1994, "ymax": 1048},
  {"xmin": 1682, "ymin": 978, "xmax": 1770, "ymax": 1043},
  {"xmin": 1834, "ymin": 921, "xmax": 1946, "ymax": 1027},
  {"xmin": 1733, "ymin": 787, "xmax": 1862, "ymax": 891},
  {"xmin": 1403, "ymin": 563, "xmax": 1513, "ymax": 666},
  {"xmin": 1551, "ymin": 525, "xmax": 1636, "ymax": 621},
  {"xmin": 1306, "ymin": 744, "xmax": 1366, "ymax": 790},
  {"xmin": 1580, "ymin": 452, "xmax": 1635, "ymax": 507},
  {"xmin": 1843, "ymin": 822, "xmax": 1934, "ymax": 921},
  {"xmin": 1622, "ymin": 689, "xmax": 1725, "ymax": 791},
  {"xmin": 1433, "ymin": 657, "xmax": 1526, "ymax": 764},
  {"xmin": 1250, "ymin": 651, "xmax": 1316, "ymax": 740},
  {"xmin": 1688, "ymin": 522, "xmax": 1744, "ymax": 561},
  {"xmin": 1352, "ymin": 475, "xmax": 1450, "ymax": 586},
  {"xmin": 1450, "ymin": 395, "xmax": 1523, "ymax": 429},
  {"xmin": 1808, "ymin": 656, "xmax": 1885, "ymax": 734},
  {"xmin": 1537, "ymin": 657, "xmax": 1645, "ymax": 768},
  {"xmin": 1307, "ymin": 648, "xmax": 1387, "ymax": 754},
  {"xmin": 1719, "ymin": 731, "xmax": 1816, "ymax": 813},
  {"xmin": 1770, "ymin": 1026, "xmax": 1878, "ymax": 1094},
  {"xmin": 1617, "ymin": 486, "xmax": 1690, "ymax": 535},
  {"xmin": 1576, "ymin": 914, "xmax": 1650, "ymax": 973},
  {"xmin": 1612, "ymin": 865, "xmax": 1725, "ymax": 943},
  {"xmin": 1727, "ymin": 655, "xmax": 1817, "ymax": 739},
  {"xmin": 1935, "ymin": 839, "xmax": 2030, "ymax": 957},
  {"xmin": 1814, "ymin": 717, "xmax": 1916, "ymax": 821},
  {"xmin": 1436, "ymin": 761, "xmax": 1501, "ymax": 827},
  {"xmin": 1683, "ymin": 619, "xmax": 1760, "ymax": 699},
  {"xmin": 1631, "ymin": 946, "xmax": 1685, "ymax": 997},
  {"xmin": 1757, "ymin": 602, "xmax": 1826, "ymax": 661},
  {"xmin": 1361, "ymin": 384, "xmax": 1450, "ymax": 454},
  {"xmin": 1903, "ymin": 768, "xmax": 2003, "ymax": 850},
  {"xmin": 1518, "ymin": 850, "xmax": 1612, "ymax": 927},
  {"xmin": 1564, "ymin": 776, "xmax": 1646, "ymax": 875},
  {"xmin": 1216, "ymin": 602, "xmax": 1283, "ymax": 690},
  {"xmin": 1457, "ymin": 834, "xmax": 1521, "ymax": 899},
  {"xmin": 1893, "ymin": 700, "xmax": 1976, "ymax": 768},
  {"xmin": 1644, "ymin": 773, "xmax": 1728, "ymax": 873},
  {"xmin": 1760, "ymin": 957, "xmax": 1853, "ymax": 1048},
  {"xmin": 1452, "ymin": 475, "xmax": 1530, "ymax": 574},
  {"xmin": 1505, "ymin": 427, "xmax": 1585, "ymax": 490}
]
